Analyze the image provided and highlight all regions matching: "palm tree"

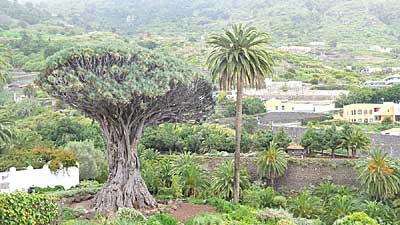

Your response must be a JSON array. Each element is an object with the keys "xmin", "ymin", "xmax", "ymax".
[
  {"xmin": 0, "ymin": 115, "xmax": 14, "ymax": 151},
  {"xmin": 257, "ymin": 141, "xmax": 288, "ymax": 187},
  {"xmin": 211, "ymin": 160, "xmax": 250, "ymax": 200},
  {"xmin": 207, "ymin": 24, "xmax": 274, "ymax": 203},
  {"xmin": 357, "ymin": 149, "xmax": 400, "ymax": 200},
  {"xmin": 340, "ymin": 125, "xmax": 371, "ymax": 158}
]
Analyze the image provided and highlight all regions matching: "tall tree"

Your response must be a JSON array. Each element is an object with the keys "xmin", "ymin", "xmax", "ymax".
[
  {"xmin": 207, "ymin": 24, "xmax": 274, "ymax": 203},
  {"xmin": 37, "ymin": 44, "xmax": 214, "ymax": 214},
  {"xmin": 340, "ymin": 125, "xmax": 371, "ymax": 158}
]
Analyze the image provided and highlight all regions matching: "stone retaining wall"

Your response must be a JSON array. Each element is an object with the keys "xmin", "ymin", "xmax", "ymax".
[{"xmin": 199, "ymin": 157, "xmax": 358, "ymax": 191}]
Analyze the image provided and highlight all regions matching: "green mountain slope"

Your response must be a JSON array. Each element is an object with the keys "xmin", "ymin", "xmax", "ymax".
[{"xmin": 15, "ymin": 0, "xmax": 400, "ymax": 46}]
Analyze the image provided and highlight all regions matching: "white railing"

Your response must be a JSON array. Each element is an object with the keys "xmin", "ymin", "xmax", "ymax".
[{"xmin": 0, "ymin": 165, "xmax": 79, "ymax": 193}]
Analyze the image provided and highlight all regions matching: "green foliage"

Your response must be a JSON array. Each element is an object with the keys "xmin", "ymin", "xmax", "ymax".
[
  {"xmin": 289, "ymin": 191, "xmax": 323, "ymax": 219},
  {"xmin": 117, "ymin": 208, "xmax": 146, "ymax": 222},
  {"xmin": 223, "ymin": 97, "xmax": 266, "ymax": 117},
  {"xmin": 207, "ymin": 24, "xmax": 274, "ymax": 90},
  {"xmin": 184, "ymin": 213, "xmax": 225, "ymax": 225},
  {"xmin": 336, "ymin": 85, "xmax": 400, "ymax": 108},
  {"xmin": 357, "ymin": 149, "xmax": 400, "ymax": 200},
  {"xmin": 146, "ymin": 213, "xmax": 178, "ymax": 225},
  {"xmin": 207, "ymin": 198, "xmax": 235, "ymax": 213},
  {"xmin": 255, "ymin": 207, "xmax": 294, "ymax": 223},
  {"xmin": 211, "ymin": 160, "xmax": 250, "ymax": 200},
  {"xmin": 324, "ymin": 195, "xmax": 356, "ymax": 224},
  {"xmin": 273, "ymin": 128, "xmax": 292, "ymax": 150},
  {"xmin": 0, "ymin": 147, "xmax": 77, "ymax": 172},
  {"xmin": 242, "ymin": 187, "xmax": 277, "ymax": 208},
  {"xmin": 0, "ymin": 192, "xmax": 57, "ymax": 225},
  {"xmin": 333, "ymin": 212, "xmax": 379, "ymax": 225},
  {"xmin": 0, "ymin": 113, "xmax": 14, "ymax": 149},
  {"xmin": 257, "ymin": 141, "xmax": 288, "ymax": 185},
  {"xmin": 64, "ymin": 141, "xmax": 107, "ymax": 181}
]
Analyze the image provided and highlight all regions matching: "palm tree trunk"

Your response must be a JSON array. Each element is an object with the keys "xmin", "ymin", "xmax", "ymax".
[{"xmin": 233, "ymin": 73, "xmax": 243, "ymax": 204}]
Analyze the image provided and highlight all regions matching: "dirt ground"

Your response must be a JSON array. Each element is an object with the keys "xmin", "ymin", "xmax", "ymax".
[{"xmin": 169, "ymin": 202, "xmax": 216, "ymax": 223}]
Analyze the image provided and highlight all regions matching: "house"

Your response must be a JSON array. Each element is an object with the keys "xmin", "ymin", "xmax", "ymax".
[
  {"xmin": 383, "ymin": 75, "xmax": 400, "ymax": 86},
  {"xmin": 381, "ymin": 128, "xmax": 400, "ymax": 136},
  {"xmin": 286, "ymin": 145, "xmax": 306, "ymax": 157},
  {"xmin": 265, "ymin": 98, "xmax": 334, "ymax": 113},
  {"xmin": 343, "ymin": 102, "xmax": 400, "ymax": 123},
  {"xmin": 363, "ymin": 75, "xmax": 400, "ymax": 88}
]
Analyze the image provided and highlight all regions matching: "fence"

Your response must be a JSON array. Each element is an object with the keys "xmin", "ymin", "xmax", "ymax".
[{"xmin": 0, "ymin": 165, "xmax": 79, "ymax": 193}]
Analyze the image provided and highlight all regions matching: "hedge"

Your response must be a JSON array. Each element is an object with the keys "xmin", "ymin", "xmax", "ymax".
[{"xmin": 0, "ymin": 192, "xmax": 58, "ymax": 225}]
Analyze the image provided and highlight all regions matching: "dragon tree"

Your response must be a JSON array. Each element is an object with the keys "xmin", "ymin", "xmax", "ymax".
[{"xmin": 37, "ymin": 44, "xmax": 214, "ymax": 214}]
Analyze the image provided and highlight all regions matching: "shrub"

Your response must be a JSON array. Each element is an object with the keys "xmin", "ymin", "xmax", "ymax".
[
  {"xmin": 226, "ymin": 205, "xmax": 258, "ymax": 224},
  {"xmin": 289, "ymin": 191, "xmax": 323, "ymax": 219},
  {"xmin": 333, "ymin": 212, "xmax": 379, "ymax": 225},
  {"xmin": 255, "ymin": 208, "xmax": 294, "ymax": 222},
  {"xmin": 242, "ymin": 187, "xmax": 277, "ymax": 208},
  {"xmin": 184, "ymin": 213, "xmax": 225, "ymax": 225},
  {"xmin": 207, "ymin": 198, "xmax": 235, "ymax": 213},
  {"xmin": 146, "ymin": 213, "xmax": 178, "ymax": 225},
  {"xmin": 117, "ymin": 208, "xmax": 146, "ymax": 222},
  {"xmin": 273, "ymin": 195, "xmax": 287, "ymax": 208},
  {"xmin": 64, "ymin": 141, "xmax": 107, "ymax": 180},
  {"xmin": 0, "ymin": 192, "xmax": 58, "ymax": 225}
]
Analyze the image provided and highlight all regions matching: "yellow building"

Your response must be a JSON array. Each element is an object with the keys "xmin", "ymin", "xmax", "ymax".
[
  {"xmin": 265, "ymin": 98, "xmax": 293, "ymax": 112},
  {"xmin": 343, "ymin": 102, "xmax": 400, "ymax": 123}
]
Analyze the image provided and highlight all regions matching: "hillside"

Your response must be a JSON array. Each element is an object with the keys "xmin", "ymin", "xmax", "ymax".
[{"xmin": 13, "ymin": 0, "xmax": 400, "ymax": 47}]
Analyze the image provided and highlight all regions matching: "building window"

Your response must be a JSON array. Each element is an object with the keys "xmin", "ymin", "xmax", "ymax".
[
  {"xmin": 275, "ymin": 106, "xmax": 278, "ymax": 110},
  {"xmin": 370, "ymin": 118, "xmax": 374, "ymax": 123},
  {"xmin": 364, "ymin": 119, "xmax": 368, "ymax": 123},
  {"xmin": 282, "ymin": 105, "xmax": 285, "ymax": 110},
  {"xmin": 357, "ymin": 110, "xmax": 362, "ymax": 115},
  {"xmin": 358, "ymin": 119, "xmax": 362, "ymax": 123},
  {"xmin": 396, "ymin": 115, "xmax": 400, "ymax": 122},
  {"xmin": 364, "ymin": 110, "xmax": 368, "ymax": 115},
  {"xmin": 369, "ymin": 110, "xmax": 373, "ymax": 114},
  {"xmin": 375, "ymin": 116, "xmax": 382, "ymax": 121}
]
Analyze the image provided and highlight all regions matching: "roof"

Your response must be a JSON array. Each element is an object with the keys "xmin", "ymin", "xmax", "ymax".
[{"xmin": 287, "ymin": 145, "xmax": 304, "ymax": 150}]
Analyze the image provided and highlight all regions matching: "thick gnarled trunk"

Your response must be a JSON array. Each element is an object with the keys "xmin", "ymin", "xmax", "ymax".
[{"xmin": 95, "ymin": 122, "xmax": 157, "ymax": 215}]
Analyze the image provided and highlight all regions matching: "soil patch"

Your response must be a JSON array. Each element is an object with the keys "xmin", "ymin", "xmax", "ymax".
[{"xmin": 169, "ymin": 203, "xmax": 216, "ymax": 223}]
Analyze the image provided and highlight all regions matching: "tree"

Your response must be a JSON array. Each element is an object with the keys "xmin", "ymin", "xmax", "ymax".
[
  {"xmin": 357, "ymin": 149, "xmax": 400, "ymax": 200},
  {"xmin": 207, "ymin": 24, "xmax": 274, "ymax": 203},
  {"xmin": 0, "ymin": 114, "xmax": 14, "ymax": 152},
  {"xmin": 212, "ymin": 160, "xmax": 250, "ymax": 200},
  {"xmin": 37, "ymin": 45, "xmax": 214, "ymax": 213},
  {"xmin": 273, "ymin": 128, "xmax": 292, "ymax": 150},
  {"xmin": 340, "ymin": 125, "xmax": 371, "ymax": 158},
  {"xmin": 300, "ymin": 127, "xmax": 326, "ymax": 155},
  {"xmin": 324, "ymin": 125, "xmax": 342, "ymax": 158},
  {"xmin": 257, "ymin": 141, "xmax": 288, "ymax": 187}
]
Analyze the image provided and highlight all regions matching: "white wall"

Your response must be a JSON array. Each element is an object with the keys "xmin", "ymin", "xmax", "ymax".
[{"xmin": 0, "ymin": 165, "xmax": 79, "ymax": 193}]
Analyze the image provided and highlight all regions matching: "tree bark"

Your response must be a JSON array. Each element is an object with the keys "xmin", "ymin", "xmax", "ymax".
[
  {"xmin": 94, "ymin": 122, "xmax": 157, "ymax": 215},
  {"xmin": 233, "ymin": 73, "xmax": 243, "ymax": 204}
]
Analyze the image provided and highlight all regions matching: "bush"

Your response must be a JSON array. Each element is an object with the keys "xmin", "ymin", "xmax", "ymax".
[
  {"xmin": 64, "ymin": 141, "xmax": 107, "ymax": 181},
  {"xmin": 146, "ymin": 213, "xmax": 178, "ymax": 225},
  {"xmin": 184, "ymin": 213, "xmax": 225, "ymax": 225},
  {"xmin": 0, "ymin": 192, "xmax": 58, "ymax": 225},
  {"xmin": 273, "ymin": 195, "xmax": 287, "ymax": 208},
  {"xmin": 207, "ymin": 198, "xmax": 235, "ymax": 213},
  {"xmin": 242, "ymin": 187, "xmax": 277, "ymax": 208},
  {"xmin": 117, "ymin": 208, "xmax": 146, "ymax": 222},
  {"xmin": 255, "ymin": 208, "xmax": 294, "ymax": 222},
  {"xmin": 333, "ymin": 212, "xmax": 379, "ymax": 225}
]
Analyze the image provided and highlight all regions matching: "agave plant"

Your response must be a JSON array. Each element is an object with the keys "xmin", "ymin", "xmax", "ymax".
[
  {"xmin": 211, "ymin": 160, "xmax": 250, "ymax": 200},
  {"xmin": 360, "ymin": 200, "xmax": 394, "ymax": 224},
  {"xmin": 257, "ymin": 141, "xmax": 288, "ymax": 187},
  {"xmin": 357, "ymin": 149, "xmax": 400, "ymax": 200}
]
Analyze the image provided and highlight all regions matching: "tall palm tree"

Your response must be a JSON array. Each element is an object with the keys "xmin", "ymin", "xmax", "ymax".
[
  {"xmin": 257, "ymin": 141, "xmax": 288, "ymax": 187},
  {"xmin": 207, "ymin": 24, "xmax": 274, "ymax": 203},
  {"xmin": 357, "ymin": 149, "xmax": 400, "ymax": 200},
  {"xmin": 340, "ymin": 125, "xmax": 371, "ymax": 158},
  {"xmin": 0, "ymin": 115, "xmax": 14, "ymax": 150}
]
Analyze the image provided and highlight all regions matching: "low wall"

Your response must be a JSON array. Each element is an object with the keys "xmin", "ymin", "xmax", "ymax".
[
  {"xmin": 0, "ymin": 165, "xmax": 79, "ymax": 193},
  {"xmin": 200, "ymin": 157, "xmax": 358, "ymax": 191}
]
